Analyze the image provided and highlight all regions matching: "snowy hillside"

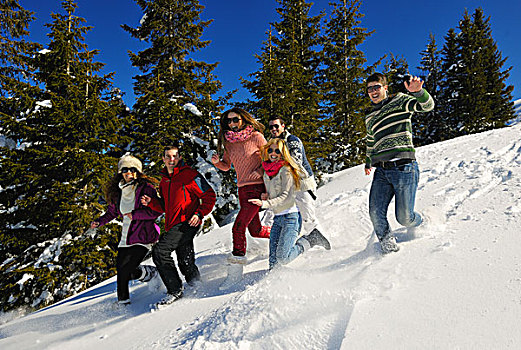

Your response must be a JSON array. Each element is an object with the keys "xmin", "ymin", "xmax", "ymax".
[{"xmin": 1, "ymin": 122, "xmax": 521, "ymax": 349}]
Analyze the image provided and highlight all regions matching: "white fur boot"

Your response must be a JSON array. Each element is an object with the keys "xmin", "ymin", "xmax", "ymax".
[{"xmin": 219, "ymin": 263, "xmax": 244, "ymax": 290}]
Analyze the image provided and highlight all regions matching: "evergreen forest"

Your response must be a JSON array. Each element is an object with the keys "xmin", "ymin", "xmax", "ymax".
[{"xmin": 0, "ymin": 0, "xmax": 515, "ymax": 312}]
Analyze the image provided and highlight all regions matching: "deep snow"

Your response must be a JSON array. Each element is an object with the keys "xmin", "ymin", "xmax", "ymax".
[{"xmin": 1, "ymin": 121, "xmax": 521, "ymax": 349}]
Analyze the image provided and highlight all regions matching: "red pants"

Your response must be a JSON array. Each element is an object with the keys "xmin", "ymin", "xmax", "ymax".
[{"xmin": 232, "ymin": 183, "xmax": 269, "ymax": 256}]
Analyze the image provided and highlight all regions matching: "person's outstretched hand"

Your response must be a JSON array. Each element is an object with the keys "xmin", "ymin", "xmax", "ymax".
[
  {"xmin": 248, "ymin": 199, "xmax": 262, "ymax": 206},
  {"xmin": 404, "ymin": 76, "xmax": 424, "ymax": 93}
]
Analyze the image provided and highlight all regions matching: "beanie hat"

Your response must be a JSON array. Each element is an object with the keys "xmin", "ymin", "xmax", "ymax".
[{"xmin": 118, "ymin": 155, "xmax": 143, "ymax": 173}]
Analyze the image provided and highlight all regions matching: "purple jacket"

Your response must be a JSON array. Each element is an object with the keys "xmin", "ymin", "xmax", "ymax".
[{"xmin": 94, "ymin": 181, "xmax": 161, "ymax": 245}]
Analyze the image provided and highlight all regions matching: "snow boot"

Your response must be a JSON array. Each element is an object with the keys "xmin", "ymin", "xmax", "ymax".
[
  {"xmin": 138, "ymin": 265, "xmax": 157, "ymax": 283},
  {"xmin": 303, "ymin": 229, "xmax": 331, "ymax": 250},
  {"xmin": 380, "ymin": 235, "xmax": 400, "ymax": 254},
  {"xmin": 147, "ymin": 269, "xmax": 165, "ymax": 292},
  {"xmin": 227, "ymin": 253, "xmax": 248, "ymax": 265},
  {"xmin": 219, "ymin": 263, "xmax": 244, "ymax": 290},
  {"xmin": 187, "ymin": 278, "xmax": 202, "ymax": 291},
  {"xmin": 406, "ymin": 211, "xmax": 427, "ymax": 238},
  {"xmin": 156, "ymin": 290, "xmax": 183, "ymax": 308},
  {"xmin": 112, "ymin": 298, "xmax": 131, "ymax": 310}
]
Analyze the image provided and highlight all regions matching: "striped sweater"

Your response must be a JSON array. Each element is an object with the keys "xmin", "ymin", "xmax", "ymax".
[{"xmin": 365, "ymin": 89, "xmax": 434, "ymax": 168}]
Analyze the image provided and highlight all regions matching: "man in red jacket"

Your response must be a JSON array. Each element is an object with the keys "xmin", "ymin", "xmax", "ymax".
[{"xmin": 141, "ymin": 145, "xmax": 216, "ymax": 306}]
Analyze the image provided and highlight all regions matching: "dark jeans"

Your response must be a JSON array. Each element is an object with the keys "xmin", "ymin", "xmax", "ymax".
[
  {"xmin": 116, "ymin": 245, "xmax": 149, "ymax": 301},
  {"xmin": 152, "ymin": 222, "xmax": 200, "ymax": 294}
]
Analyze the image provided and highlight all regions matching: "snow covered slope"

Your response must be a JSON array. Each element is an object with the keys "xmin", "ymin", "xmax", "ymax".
[{"xmin": 1, "ymin": 122, "xmax": 521, "ymax": 350}]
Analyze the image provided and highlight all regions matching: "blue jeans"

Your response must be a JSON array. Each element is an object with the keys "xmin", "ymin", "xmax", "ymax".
[
  {"xmin": 369, "ymin": 161, "xmax": 422, "ymax": 240},
  {"xmin": 269, "ymin": 212, "xmax": 303, "ymax": 269}
]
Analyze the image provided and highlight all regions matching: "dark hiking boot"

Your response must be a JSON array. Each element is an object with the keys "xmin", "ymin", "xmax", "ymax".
[
  {"xmin": 156, "ymin": 290, "xmax": 183, "ymax": 307},
  {"xmin": 304, "ymin": 229, "xmax": 331, "ymax": 250}
]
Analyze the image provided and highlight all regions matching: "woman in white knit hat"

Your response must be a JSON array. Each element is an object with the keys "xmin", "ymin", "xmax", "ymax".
[{"xmin": 90, "ymin": 154, "xmax": 162, "ymax": 305}]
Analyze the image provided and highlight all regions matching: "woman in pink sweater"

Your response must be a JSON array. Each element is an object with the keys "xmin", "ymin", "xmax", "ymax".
[{"xmin": 212, "ymin": 107, "xmax": 270, "ymax": 263}]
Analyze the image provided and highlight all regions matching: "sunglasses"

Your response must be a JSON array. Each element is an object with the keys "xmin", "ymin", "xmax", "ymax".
[
  {"xmin": 121, "ymin": 167, "xmax": 138, "ymax": 173},
  {"xmin": 267, "ymin": 148, "xmax": 281, "ymax": 155},
  {"xmin": 366, "ymin": 84, "xmax": 383, "ymax": 94},
  {"xmin": 269, "ymin": 124, "xmax": 280, "ymax": 130},
  {"xmin": 226, "ymin": 117, "xmax": 241, "ymax": 124}
]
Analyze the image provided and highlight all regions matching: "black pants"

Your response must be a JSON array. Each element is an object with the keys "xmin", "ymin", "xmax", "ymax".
[
  {"xmin": 152, "ymin": 222, "xmax": 200, "ymax": 294},
  {"xmin": 116, "ymin": 245, "xmax": 148, "ymax": 301}
]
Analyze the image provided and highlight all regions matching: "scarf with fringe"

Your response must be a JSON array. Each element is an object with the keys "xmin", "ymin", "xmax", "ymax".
[{"xmin": 225, "ymin": 124, "xmax": 254, "ymax": 143}]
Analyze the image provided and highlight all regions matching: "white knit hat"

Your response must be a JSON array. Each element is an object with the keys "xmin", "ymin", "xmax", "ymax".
[{"xmin": 118, "ymin": 155, "xmax": 143, "ymax": 173}]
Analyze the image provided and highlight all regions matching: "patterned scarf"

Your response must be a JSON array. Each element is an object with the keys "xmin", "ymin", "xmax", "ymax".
[
  {"xmin": 225, "ymin": 124, "xmax": 254, "ymax": 143},
  {"xmin": 262, "ymin": 160, "xmax": 286, "ymax": 177}
]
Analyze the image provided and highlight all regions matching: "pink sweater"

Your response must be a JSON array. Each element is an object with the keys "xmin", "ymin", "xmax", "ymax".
[{"xmin": 215, "ymin": 131, "xmax": 267, "ymax": 188}]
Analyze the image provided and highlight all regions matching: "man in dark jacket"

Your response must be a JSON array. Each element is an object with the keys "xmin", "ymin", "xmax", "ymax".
[{"xmin": 141, "ymin": 145, "xmax": 216, "ymax": 306}]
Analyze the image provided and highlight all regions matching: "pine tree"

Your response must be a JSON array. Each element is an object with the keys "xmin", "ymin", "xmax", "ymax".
[
  {"xmin": 122, "ymin": 0, "xmax": 227, "ymax": 174},
  {"xmin": 241, "ymin": 25, "xmax": 285, "ymax": 123},
  {"xmin": 438, "ymin": 28, "xmax": 462, "ymax": 140},
  {"xmin": 0, "ymin": 0, "xmax": 41, "ymax": 82},
  {"xmin": 0, "ymin": 0, "xmax": 127, "ymax": 311},
  {"xmin": 415, "ymin": 33, "xmax": 443, "ymax": 145},
  {"xmin": 0, "ymin": 0, "xmax": 42, "ymax": 258},
  {"xmin": 318, "ymin": 0, "xmax": 375, "ymax": 172},
  {"xmin": 243, "ymin": 0, "xmax": 324, "ymax": 162},
  {"xmin": 383, "ymin": 53, "xmax": 409, "ymax": 95},
  {"xmin": 452, "ymin": 8, "xmax": 514, "ymax": 135}
]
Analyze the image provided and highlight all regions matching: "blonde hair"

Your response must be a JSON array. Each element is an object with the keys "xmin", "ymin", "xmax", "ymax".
[{"xmin": 261, "ymin": 138, "xmax": 303, "ymax": 190}]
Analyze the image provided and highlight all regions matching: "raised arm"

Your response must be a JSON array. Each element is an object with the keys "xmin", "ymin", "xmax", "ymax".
[
  {"xmin": 92, "ymin": 201, "xmax": 119, "ymax": 228},
  {"xmin": 212, "ymin": 148, "xmax": 232, "ymax": 171},
  {"xmin": 404, "ymin": 76, "xmax": 434, "ymax": 112}
]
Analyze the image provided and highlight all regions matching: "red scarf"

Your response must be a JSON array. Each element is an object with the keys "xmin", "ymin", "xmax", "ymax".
[
  {"xmin": 225, "ymin": 124, "xmax": 254, "ymax": 143},
  {"xmin": 262, "ymin": 160, "xmax": 286, "ymax": 177}
]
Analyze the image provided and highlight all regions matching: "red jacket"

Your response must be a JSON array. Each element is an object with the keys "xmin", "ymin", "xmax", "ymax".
[{"xmin": 149, "ymin": 163, "xmax": 216, "ymax": 232}]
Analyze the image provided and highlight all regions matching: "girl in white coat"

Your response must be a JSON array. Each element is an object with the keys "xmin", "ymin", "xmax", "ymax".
[{"xmin": 249, "ymin": 138, "xmax": 330, "ymax": 269}]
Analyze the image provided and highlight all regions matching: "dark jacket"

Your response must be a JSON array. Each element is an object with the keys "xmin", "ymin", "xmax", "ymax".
[
  {"xmin": 148, "ymin": 162, "xmax": 216, "ymax": 232},
  {"xmin": 95, "ymin": 181, "xmax": 162, "ymax": 245},
  {"xmin": 269, "ymin": 130, "xmax": 317, "ymax": 192},
  {"xmin": 276, "ymin": 130, "xmax": 314, "ymax": 177}
]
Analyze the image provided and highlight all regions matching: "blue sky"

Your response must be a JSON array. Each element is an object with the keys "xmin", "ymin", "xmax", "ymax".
[{"xmin": 20, "ymin": 0, "xmax": 520, "ymax": 108}]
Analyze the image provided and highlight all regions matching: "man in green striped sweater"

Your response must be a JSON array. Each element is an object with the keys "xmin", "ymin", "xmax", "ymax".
[{"xmin": 364, "ymin": 72, "xmax": 434, "ymax": 253}]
